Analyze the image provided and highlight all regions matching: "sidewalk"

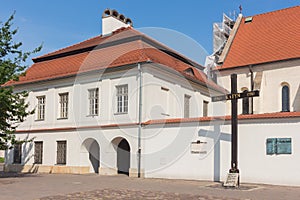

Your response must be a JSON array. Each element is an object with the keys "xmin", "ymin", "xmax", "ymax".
[{"xmin": 0, "ymin": 173, "xmax": 300, "ymax": 200}]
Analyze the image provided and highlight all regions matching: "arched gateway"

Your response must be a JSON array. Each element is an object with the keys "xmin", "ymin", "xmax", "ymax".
[
  {"xmin": 112, "ymin": 137, "xmax": 131, "ymax": 176},
  {"xmin": 81, "ymin": 138, "xmax": 100, "ymax": 173}
]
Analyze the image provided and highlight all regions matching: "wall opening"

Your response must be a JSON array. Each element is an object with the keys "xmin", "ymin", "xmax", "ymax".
[{"xmin": 116, "ymin": 138, "xmax": 131, "ymax": 176}]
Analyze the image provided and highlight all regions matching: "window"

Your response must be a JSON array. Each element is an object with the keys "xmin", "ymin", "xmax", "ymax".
[
  {"xmin": 184, "ymin": 95, "xmax": 191, "ymax": 118},
  {"xmin": 242, "ymin": 90, "xmax": 249, "ymax": 114},
  {"xmin": 203, "ymin": 101, "xmax": 209, "ymax": 117},
  {"xmin": 59, "ymin": 93, "xmax": 68, "ymax": 118},
  {"xmin": 34, "ymin": 141, "xmax": 43, "ymax": 164},
  {"xmin": 89, "ymin": 88, "xmax": 99, "ymax": 116},
  {"xmin": 160, "ymin": 87, "xmax": 169, "ymax": 116},
  {"xmin": 37, "ymin": 96, "xmax": 46, "ymax": 120},
  {"xmin": 56, "ymin": 141, "xmax": 67, "ymax": 165},
  {"xmin": 13, "ymin": 143, "xmax": 22, "ymax": 164},
  {"xmin": 282, "ymin": 85, "xmax": 290, "ymax": 112},
  {"xmin": 116, "ymin": 85, "xmax": 128, "ymax": 113},
  {"xmin": 266, "ymin": 138, "xmax": 292, "ymax": 155}
]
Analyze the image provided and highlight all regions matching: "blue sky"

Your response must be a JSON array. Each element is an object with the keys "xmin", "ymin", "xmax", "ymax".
[{"xmin": 0, "ymin": 0, "xmax": 299, "ymax": 65}]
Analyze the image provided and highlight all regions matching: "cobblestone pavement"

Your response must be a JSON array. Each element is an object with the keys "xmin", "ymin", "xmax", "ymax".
[
  {"xmin": 1, "ymin": 173, "xmax": 300, "ymax": 200},
  {"xmin": 38, "ymin": 188, "xmax": 242, "ymax": 200}
]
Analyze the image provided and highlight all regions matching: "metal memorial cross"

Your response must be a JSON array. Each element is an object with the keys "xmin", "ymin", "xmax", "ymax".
[{"xmin": 211, "ymin": 73, "xmax": 259, "ymax": 187}]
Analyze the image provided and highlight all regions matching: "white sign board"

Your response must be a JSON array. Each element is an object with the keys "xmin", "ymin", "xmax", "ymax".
[
  {"xmin": 190, "ymin": 141, "xmax": 207, "ymax": 154},
  {"xmin": 223, "ymin": 173, "xmax": 239, "ymax": 187}
]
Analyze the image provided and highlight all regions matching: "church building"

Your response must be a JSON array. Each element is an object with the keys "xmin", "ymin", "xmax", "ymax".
[{"xmin": 4, "ymin": 6, "xmax": 300, "ymax": 186}]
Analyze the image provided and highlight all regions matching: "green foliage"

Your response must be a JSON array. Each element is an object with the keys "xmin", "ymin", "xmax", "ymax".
[
  {"xmin": 0, "ymin": 12, "xmax": 42, "ymax": 150},
  {"xmin": 0, "ymin": 157, "xmax": 4, "ymax": 163}
]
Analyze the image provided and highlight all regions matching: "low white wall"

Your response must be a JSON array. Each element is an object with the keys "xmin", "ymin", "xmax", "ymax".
[{"xmin": 143, "ymin": 118, "xmax": 300, "ymax": 186}]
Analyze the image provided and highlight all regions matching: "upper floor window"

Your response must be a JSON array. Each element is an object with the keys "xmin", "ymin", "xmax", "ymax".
[
  {"xmin": 203, "ymin": 101, "xmax": 209, "ymax": 117},
  {"xmin": 59, "ymin": 93, "xmax": 68, "ymax": 119},
  {"xmin": 184, "ymin": 95, "xmax": 191, "ymax": 118},
  {"xmin": 242, "ymin": 89, "xmax": 250, "ymax": 114},
  {"xmin": 116, "ymin": 85, "xmax": 128, "ymax": 113},
  {"xmin": 89, "ymin": 88, "xmax": 99, "ymax": 116},
  {"xmin": 37, "ymin": 96, "xmax": 46, "ymax": 120},
  {"xmin": 282, "ymin": 85, "xmax": 290, "ymax": 112}
]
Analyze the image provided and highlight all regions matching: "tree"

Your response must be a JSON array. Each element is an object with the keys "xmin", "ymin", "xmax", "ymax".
[{"xmin": 0, "ymin": 12, "xmax": 41, "ymax": 149}]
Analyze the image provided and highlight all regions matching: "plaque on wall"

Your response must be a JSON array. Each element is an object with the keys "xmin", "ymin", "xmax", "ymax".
[{"xmin": 190, "ymin": 140, "xmax": 207, "ymax": 154}]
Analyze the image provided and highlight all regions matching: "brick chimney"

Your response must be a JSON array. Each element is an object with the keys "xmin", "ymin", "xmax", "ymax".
[{"xmin": 102, "ymin": 9, "xmax": 133, "ymax": 36}]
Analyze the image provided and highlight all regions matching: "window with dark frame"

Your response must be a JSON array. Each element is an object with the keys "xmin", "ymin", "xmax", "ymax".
[
  {"xmin": 242, "ymin": 90, "xmax": 249, "ymax": 114},
  {"xmin": 282, "ymin": 85, "xmax": 290, "ymax": 112},
  {"xmin": 59, "ymin": 93, "xmax": 68, "ymax": 118},
  {"xmin": 34, "ymin": 141, "xmax": 43, "ymax": 164},
  {"xmin": 116, "ymin": 85, "xmax": 128, "ymax": 113},
  {"xmin": 56, "ymin": 141, "xmax": 67, "ymax": 165},
  {"xmin": 13, "ymin": 143, "xmax": 22, "ymax": 164},
  {"xmin": 184, "ymin": 95, "xmax": 191, "ymax": 118},
  {"xmin": 89, "ymin": 88, "xmax": 99, "ymax": 116},
  {"xmin": 203, "ymin": 101, "xmax": 209, "ymax": 117},
  {"xmin": 37, "ymin": 96, "xmax": 45, "ymax": 120}
]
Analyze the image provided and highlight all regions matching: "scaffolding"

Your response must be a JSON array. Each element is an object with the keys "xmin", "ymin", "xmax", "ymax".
[{"xmin": 205, "ymin": 14, "xmax": 235, "ymax": 82}]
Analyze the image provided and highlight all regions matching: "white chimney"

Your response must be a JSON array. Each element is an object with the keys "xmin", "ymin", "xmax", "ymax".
[{"xmin": 102, "ymin": 9, "xmax": 133, "ymax": 36}]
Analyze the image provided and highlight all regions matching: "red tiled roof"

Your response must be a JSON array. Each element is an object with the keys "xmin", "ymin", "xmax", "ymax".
[
  {"xmin": 219, "ymin": 6, "xmax": 300, "ymax": 70},
  {"xmin": 5, "ymin": 27, "xmax": 223, "ymax": 92},
  {"xmin": 144, "ymin": 111, "xmax": 300, "ymax": 125},
  {"xmin": 33, "ymin": 27, "xmax": 140, "ymax": 61}
]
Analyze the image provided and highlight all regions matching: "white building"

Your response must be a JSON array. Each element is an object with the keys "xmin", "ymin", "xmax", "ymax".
[
  {"xmin": 4, "ymin": 6, "xmax": 300, "ymax": 186},
  {"xmin": 4, "ymin": 9, "xmax": 223, "ymax": 177}
]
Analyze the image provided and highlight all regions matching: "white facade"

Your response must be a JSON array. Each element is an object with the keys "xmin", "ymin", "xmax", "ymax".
[
  {"xmin": 217, "ymin": 59, "xmax": 300, "ymax": 115},
  {"xmin": 5, "ymin": 62, "xmax": 219, "ymax": 177}
]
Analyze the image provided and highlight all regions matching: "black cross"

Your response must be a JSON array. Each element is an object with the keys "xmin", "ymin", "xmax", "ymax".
[{"xmin": 211, "ymin": 74, "xmax": 259, "ymax": 174}]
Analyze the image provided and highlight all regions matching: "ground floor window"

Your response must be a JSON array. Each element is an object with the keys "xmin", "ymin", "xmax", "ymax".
[
  {"xmin": 56, "ymin": 141, "xmax": 67, "ymax": 165},
  {"xmin": 13, "ymin": 143, "xmax": 22, "ymax": 164},
  {"xmin": 34, "ymin": 141, "xmax": 43, "ymax": 164}
]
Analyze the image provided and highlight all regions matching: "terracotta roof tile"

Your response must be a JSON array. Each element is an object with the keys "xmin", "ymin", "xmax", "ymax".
[
  {"xmin": 219, "ymin": 6, "xmax": 300, "ymax": 70},
  {"xmin": 5, "ymin": 27, "xmax": 223, "ymax": 92}
]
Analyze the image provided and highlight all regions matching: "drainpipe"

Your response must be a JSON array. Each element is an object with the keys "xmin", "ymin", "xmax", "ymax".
[{"xmin": 137, "ymin": 63, "xmax": 142, "ymax": 178}]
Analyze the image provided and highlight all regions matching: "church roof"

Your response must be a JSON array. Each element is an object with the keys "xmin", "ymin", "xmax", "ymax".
[
  {"xmin": 5, "ymin": 27, "xmax": 223, "ymax": 92},
  {"xmin": 218, "ymin": 6, "xmax": 300, "ymax": 70}
]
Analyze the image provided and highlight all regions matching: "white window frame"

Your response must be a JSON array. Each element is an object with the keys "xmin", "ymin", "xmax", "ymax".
[
  {"xmin": 59, "ymin": 93, "xmax": 68, "ymax": 119},
  {"xmin": 116, "ymin": 84, "xmax": 128, "ymax": 114},
  {"xmin": 37, "ymin": 96, "xmax": 46, "ymax": 120},
  {"xmin": 88, "ymin": 88, "xmax": 99, "ymax": 116}
]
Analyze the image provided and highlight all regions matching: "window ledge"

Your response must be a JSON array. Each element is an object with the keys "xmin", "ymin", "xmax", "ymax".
[
  {"xmin": 114, "ymin": 112, "xmax": 128, "ymax": 115},
  {"xmin": 35, "ymin": 119, "xmax": 45, "ymax": 122},
  {"xmin": 57, "ymin": 117, "xmax": 68, "ymax": 120},
  {"xmin": 86, "ymin": 114, "xmax": 99, "ymax": 117}
]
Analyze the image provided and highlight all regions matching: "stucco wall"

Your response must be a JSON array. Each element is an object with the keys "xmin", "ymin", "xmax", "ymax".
[
  {"xmin": 218, "ymin": 59, "xmax": 300, "ymax": 115},
  {"xmin": 143, "ymin": 118, "xmax": 300, "ymax": 186}
]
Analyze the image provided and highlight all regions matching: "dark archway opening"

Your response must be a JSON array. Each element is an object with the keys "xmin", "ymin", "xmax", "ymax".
[{"xmin": 117, "ymin": 139, "xmax": 130, "ymax": 175}]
